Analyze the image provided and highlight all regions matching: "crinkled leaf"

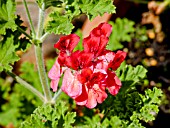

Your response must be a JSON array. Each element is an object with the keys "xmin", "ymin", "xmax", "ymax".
[
  {"xmin": 0, "ymin": 0, "xmax": 17, "ymax": 35},
  {"xmin": 116, "ymin": 64, "xmax": 147, "ymax": 87},
  {"xmin": 46, "ymin": 0, "xmax": 115, "ymax": 34},
  {"xmin": 136, "ymin": 87, "xmax": 163, "ymax": 122},
  {"xmin": 79, "ymin": 0, "xmax": 116, "ymax": 20},
  {"xmin": 107, "ymin": 18, "xmax": 135, "ymax": 51},
  {"xmin": 20, "ymin": 102, "xmax": 76, "ymax": 128},
  {"xmin": 0, "ymin": 36, "xmax": 19, "ymax": 72},
  {"xmin": 46, "ymin": 11, "xmax": 74, "ymax": 35}
]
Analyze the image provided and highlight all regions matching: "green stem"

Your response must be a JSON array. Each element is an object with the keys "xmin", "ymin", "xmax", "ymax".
[
  {"xmin": 36, "ymin": 3, "xmax": 45, "ymax": 38},
  {"xmin": 34, "ymin": 44, "xmax": 52, "ymax": 102},
  {"xmin": 17, "ymin": 26, "xmax": 32, "ymax": 40},
  {"xmin": 23, "ymin": 0, "xmax": 36, "ymax": 37},
  {"xmin": 51, "ymin": 88, "xmax": 62, "ymax": 104},
  {"xmin": 40, "ymin": 32, "xmax": 50, "ymax": 42},
  {"xmin": 7, "ymin": 71, "xmax": 45, "ymax": 102}
]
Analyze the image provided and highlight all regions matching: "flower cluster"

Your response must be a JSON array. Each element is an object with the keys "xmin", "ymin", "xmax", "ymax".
[{"xmin": 48, "ymin": 23, "xmax": 127, "ymax": 108}]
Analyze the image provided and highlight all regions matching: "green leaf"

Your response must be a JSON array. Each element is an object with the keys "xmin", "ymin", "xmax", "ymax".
[
  {"xmin": 116, "ymin": 64, "xmax": 147, "ymax": 88},
  {"xmin": 46, "ymin": 11, "xmax": 74, "ymax": 35},
  {"xmin": 0, "ymin": 35, "xmax": 19, "ymax": 72},
  {"xmin": 79, "ymin": 0, "xmax": 116, "ymax": 20},
  {"xmin": 0, "ymin": 0, "xmax": 17, "ymax": 35},
  {"xmin": 20, "ymin": 102, "xmax": 76, "ymax": 128},
  {"xmin": 107, "ymin": 18, "xmax": 135, "ymax": 51},
  {"xmin": 46, "ymin": 0, "xmax": 115, "ymax": 34}
]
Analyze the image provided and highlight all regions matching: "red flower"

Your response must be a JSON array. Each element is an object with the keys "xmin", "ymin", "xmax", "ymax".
[
  {"xmin": 48, "ymin": 22, "xmax": 127, "ymax": 109},
  {"xmin": 54, "ymin": 34, "xmax": 80, "ymax": 53},
  {"xmin": 65, "ymin": 51, "xmax": 94, "ymax": 70},
  {"xmin": 76, "ymin": 68, "xmax": 107, "ymax": 108}
]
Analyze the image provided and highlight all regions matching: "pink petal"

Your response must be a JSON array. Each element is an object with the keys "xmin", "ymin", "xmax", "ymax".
[
  {"xmin": 50, "ymin": 79, "xmax": 59, "ymax": 92},
  {"xmin": 48, "ymin": 60, "xmax": 61, "ymax": 80},
  {"xmin": 86, "ymin": 89, "xmax": 97, "ymax": 109},
  {"xmin": 93, "ymin": 84, "xmax": 107, "ymax": 104},
  {"xmin": 61, "ymin": 69, "xmax": 82, "ymax": 98}
]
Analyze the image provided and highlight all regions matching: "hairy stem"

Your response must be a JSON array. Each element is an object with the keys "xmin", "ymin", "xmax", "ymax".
[
  {"xmin": 36, "ymin": 3, "xmax": 45, "ymax": 38},
  {"xmin": 22, "ymin": 0, "xmax": 36, "ymax": 37},
  {"xmin": 7, "ymin": 71, "xmax": 45, "ymax": 102},
  {"xmin": 34, "ymin": 44, "xmax": 52, "ymax": 102},
  {"xmin": 40, "ymin": 32, "xmax": 50, "ymax": 42},
  {"xmin": 51, "ymin": 88, "xmax": 62, "ymax": 104}
]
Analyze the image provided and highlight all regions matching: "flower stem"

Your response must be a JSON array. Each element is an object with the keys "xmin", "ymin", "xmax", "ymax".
[
  {"xmin": 51, "ymin": 88, "xmax": 62, "ymax": 104},
  {"xmin": 40, "ymin": 32, "xmax": 50, "ymax": 42},
  {"xmin": 7, "ymin": 71, "xmax": 45, "ymax": 102},
  {"xmin": 22, "ymin": 0, "xmax": 36, "ymax": 37},
  {"xmin": 34, "ymin": 44, "xmax": 52, "ymax": 103}
]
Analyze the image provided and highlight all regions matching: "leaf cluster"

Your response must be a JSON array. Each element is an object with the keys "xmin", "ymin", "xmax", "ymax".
[
  {"xmin": 0, "ymin": 0, "xmax": 31, "ymax": 73},
  {"xmin": 46, "ymin": 0, "xmax": 116, "ymax": 35},
  {"xmin": 20, "ymin": 102, "xmax": 76, "ymax": 128}
]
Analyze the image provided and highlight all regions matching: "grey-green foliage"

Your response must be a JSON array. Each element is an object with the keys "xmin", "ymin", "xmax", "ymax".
[
  {"xmin": 20, "ymin": 102, "xmax": 76, "ymax": 128},
  {"xmin": 107, "ymin": 18, "xmax": 135, "ymax": 51}
]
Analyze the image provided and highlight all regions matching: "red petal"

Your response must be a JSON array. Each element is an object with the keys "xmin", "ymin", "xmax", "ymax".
[
  {"xmin": 109, "ymin": 50, "xmax": 127, "ymax": 70},
  {"xmin": 106, "ymin": 70, "xmax": 122, "ymax": 95},
  {"xmin": 54, "ymin": 34, "xmax": 80, "ymax": 52},
  {"xmin": 91, "ymin": 22, "xmax": 112, "ymax": 37},
  {"xmin": 75, "ymin": 85, "xmax": 88, "ymax": 106}
]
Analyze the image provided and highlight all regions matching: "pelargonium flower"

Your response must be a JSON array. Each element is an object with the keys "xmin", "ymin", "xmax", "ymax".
[{"xmin": 48, "ymin": 22, "xmax": 127, "ymax": 109}]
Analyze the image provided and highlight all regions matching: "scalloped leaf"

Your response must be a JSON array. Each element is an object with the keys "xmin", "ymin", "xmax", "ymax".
[
  {"xmin": 20, "ymin": 102, "xmax": 76, "ymax": 128},
  {"xmin": 0, "ymin": 0, "xmax": 17, "ymax": 35},
  {"xmin": 0, "ymin": 35, "xmax": 19, "ymax": 72}
]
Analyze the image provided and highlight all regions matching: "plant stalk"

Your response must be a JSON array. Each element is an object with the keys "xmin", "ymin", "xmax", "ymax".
[
  {"xmin": 22, "ymin": 0, "xmax": 36, "ymax": 37},
  {"xmin": 34, "ymin": 44, "xmax": 52, "ymax": 103},
  {"xmin": 7, "ymin": 71, "xmax": 45, "ymax": 102},
  {"xmin": 51, "ymin": 88, "xmax": 62, "ymax": 104}
]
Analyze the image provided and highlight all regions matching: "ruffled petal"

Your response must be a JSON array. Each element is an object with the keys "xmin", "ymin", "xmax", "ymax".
[
  {"xmin": 86, "ymin": 89, "xmax": 98, "ymax": 109},
  {"xmin": 50, "ymin": 79, "xmax": 60, "ymax": 92},
  {"xmin": 61, "ymin": 69, "xmax": 82, "ymax": 98}
]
